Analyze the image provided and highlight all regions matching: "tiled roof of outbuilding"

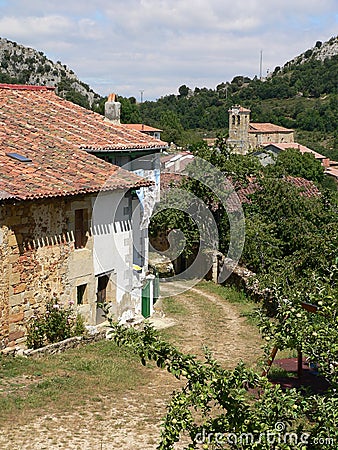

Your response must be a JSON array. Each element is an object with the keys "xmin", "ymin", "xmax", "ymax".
[
  {"xmin": 123, "ymin": 124, "xmax": 163, "ymax": 132},
  {"xmin": 0, "ymin": 84, "xmax": 158, "ymax": 201},
  {"xmin": 262, "ymin": 142, "xmax": 327, "ymax": 160}
]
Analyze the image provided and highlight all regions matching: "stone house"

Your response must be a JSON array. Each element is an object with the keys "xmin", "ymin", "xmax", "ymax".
[
  {"xmin": 123, "ymin": 124, "xmax": 163, "ymax": 141},
  {"xmin": 325, "ymin": 164, "xmax": 338, "ymax": 183},
  {"xmin": 0, "ymin": 83, "xmax": 166, "ymax": 349},
  {"xmin": 254, "ymin": 143, "xmax": 331, "ymax": 168}
]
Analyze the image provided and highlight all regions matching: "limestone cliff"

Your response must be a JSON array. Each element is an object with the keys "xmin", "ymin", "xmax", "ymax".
[{"xmin": 0, "ymin": 37, "xmax": 100, "ymax": 108}]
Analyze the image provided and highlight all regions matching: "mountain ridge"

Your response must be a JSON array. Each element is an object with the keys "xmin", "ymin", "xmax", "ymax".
[
  {"xmin": 0, "ymin": 35, "xmax": 337, "ymax": 159},
  {"xmin": 0, "ymin": 37, "xmax": 100, "ymax": 108},
  {"xmin": 284, "ymin": 35, "xmax": 338, "ymax": 67}
]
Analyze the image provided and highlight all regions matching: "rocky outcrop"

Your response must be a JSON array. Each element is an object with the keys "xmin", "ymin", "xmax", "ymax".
[
  {"xmin": 0, "ymin": 37, "xmax": 100, "ymax": 107},
  {"xmin": 285, "ymin": 35, "xmax": 338, "ymax": 66}
]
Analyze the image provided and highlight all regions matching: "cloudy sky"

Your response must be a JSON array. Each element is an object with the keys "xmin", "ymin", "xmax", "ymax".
[{"xmin": 0, "ymin": 0, "xmax": 337, "ymax": 100}]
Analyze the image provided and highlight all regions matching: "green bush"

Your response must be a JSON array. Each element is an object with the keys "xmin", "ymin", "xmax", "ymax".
[{"xmin": 26, "ymin": 299, "xmax": 86, "ymax": 349}]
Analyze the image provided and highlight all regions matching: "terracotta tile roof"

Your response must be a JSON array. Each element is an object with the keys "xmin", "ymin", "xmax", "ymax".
[
  {"xmin": 160, "ymin": 172, "xmax": 185, "ymax": 190},
  {"xmin": 263, "ymin": 142, "xmax": 327, "ymax": 160},
  {"xmin": 0, "ymin": 84, "xmax": 155, "ymax": 201},
  {"xmin": 0, "ymin": 84, "xmax": 167, "ymax": 152},
  {"xmin": 325, "ymin": 166, "xmax": 338, "ymax": 180},
  {"xmin": 237, "ymin": 176, "xmax": 320, "ymax": 202},
  {"xmin": 229, "ymin": 105, "xmax": 251, "ymax": 113},
  {"xmin": 237, "ymin": 182, "xmax": 261, "ymax": 203},
  {"xmin": 285, "ymin": 176, "xmax": 321, "ymax": 197},
  {"xmin": 123, "ymin": 123, "xmax": 162, "ymax": 132},
  {"xmin": 249, "ymin": 123, "xmax": 294, "ymax": 133},
  {"xmin": 238, "ymin": 106, "xmax": 251, "ymax": 112}
]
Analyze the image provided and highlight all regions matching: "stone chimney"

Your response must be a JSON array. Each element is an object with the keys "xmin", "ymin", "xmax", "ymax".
[{"xmin": 104, "ymin": 93, "xmax": 121, "ymax": 124}]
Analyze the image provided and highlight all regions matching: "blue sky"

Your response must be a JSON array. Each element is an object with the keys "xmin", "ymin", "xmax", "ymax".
[{"xmin": 0, "ymin": 0, "xmax": 337, "ymax": 100}]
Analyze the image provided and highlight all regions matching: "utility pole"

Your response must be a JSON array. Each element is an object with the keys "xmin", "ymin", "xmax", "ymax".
[
  {"xmin": 259, "ymin": 50, "xmax": 263, "ymax": 80},
  {"xmin": 139, "ymin": 90, "xmax": 144, "ymax": 129}
]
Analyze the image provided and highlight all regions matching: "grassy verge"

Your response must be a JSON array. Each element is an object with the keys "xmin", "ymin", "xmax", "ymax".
[
  {"xmin": 0, "ymin": 339, "xmax": 151, "ymax": 423},
  {"xmin": 160, "ymin": 295, "xmax": 189, "ymax": 317}
]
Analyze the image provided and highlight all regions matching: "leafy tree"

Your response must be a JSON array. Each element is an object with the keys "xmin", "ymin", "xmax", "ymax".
[
  {"xmin": 119, "ymin": 96, "xmax": 142, "ymax": 123},
  {"xmin": 159, "ymin": 110, "xmax": 185, "ymax": 144},
  {"xmin": 258, "ymin": 265, "xmax": 338, "ymax": 386},
  {"xmin": 178, "ymin": 84, "xmax": 190, "ymax": 97},
  {"xmin": 265, "ymin": 148, "xmax": 325, "ymax": 183},
  {"xmin": 244, "ymin": 177, "xmax": 336, "ymax": 264},
  {"xmin": 107, "ymin": 320, "xmax": 338, "ymax": 449}
]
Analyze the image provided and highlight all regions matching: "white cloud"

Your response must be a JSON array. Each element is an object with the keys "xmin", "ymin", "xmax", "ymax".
[
  {"xmin": 0, "ymin": 15, "xmax": 73, "ymax": 39},
  {"xmin": 0, "ymin": 0, "xmax": 337, "ymax": 99}
]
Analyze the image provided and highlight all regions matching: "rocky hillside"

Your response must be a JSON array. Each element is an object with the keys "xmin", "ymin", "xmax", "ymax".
[
  {"xmin": 284, "ymin": 35, "xmax": 338, "ymax": 67},
  {"xmin": 0, "ymin": 37, "xmax": 100, "ymax": 108}
]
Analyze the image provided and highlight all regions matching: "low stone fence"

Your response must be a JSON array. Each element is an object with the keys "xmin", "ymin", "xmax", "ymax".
[
  {"xmin": 0, "ymin": 329, "xmax": 107, "ymax": 358},
  {"xmin": 218, "ymin": 256, "xmax": 276, "ymax": 315},
  {"xmin": 0, "ymin": 315, "xmax": 147, "ymax": 358}
]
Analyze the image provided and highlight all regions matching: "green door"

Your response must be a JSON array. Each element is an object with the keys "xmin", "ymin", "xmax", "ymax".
[{"xmin": 141, "ymin": 280, "xmax": 151, "ymax": 318}]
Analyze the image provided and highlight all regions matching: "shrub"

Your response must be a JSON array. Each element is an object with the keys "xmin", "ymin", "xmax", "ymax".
[{"xmin": 26, "ymin": 299, "xmax": 86, "ymax": 349}]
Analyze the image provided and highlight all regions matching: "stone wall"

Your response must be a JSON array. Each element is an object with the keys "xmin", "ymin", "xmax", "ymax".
[
  {"xmin": 249, "ymin": 131, "xmax": 294, "ymax": 148},
  {"xmin": 0, "ymin": 195, "xmax": 97, "ymax": 349},
  {"xmin": 1, "ymin": 330, "xmax": 106, "ymax": 357}
]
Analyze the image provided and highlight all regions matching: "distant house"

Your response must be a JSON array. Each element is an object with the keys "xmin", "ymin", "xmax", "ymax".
[
  {"xmin": 325, "ymin": 163, "xmax": 338, "ymax": 183},
  {"xmin": 226, "ymin": 105, "xmax": 294, "ymax": 154},
  {"xmin": 0, "ymin": 84, "xmax": 165, "ymax": 349},
  {"xmin": 160, "ymin": 151, "xmax": 194, "ymax": 174},
  {"xmin": 93, "ymin": 95, "xmax": 168, "ymax": 236},
  {"xmin": 236, "ymin": 176, "xmax": 321, "ymax": 202},
  {"xmin": 254, "ymin": 143, "xmax": 331, "ymax": 168},
  {"xmin": 123, "ymin": 123, "xmax": 163, "ymax": 140}
]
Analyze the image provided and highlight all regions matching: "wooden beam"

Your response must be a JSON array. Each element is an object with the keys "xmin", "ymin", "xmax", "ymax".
[
  {"xmin": 262, "ymin": 346, "xmax": 278, "ymax": 377},
  {"xmin": 297, "ymin": 349, "xmax": 303, "ymax": 378},
  {"xmin": 301, "ymin": 302, "xmax": 318, "ymax": 313}
]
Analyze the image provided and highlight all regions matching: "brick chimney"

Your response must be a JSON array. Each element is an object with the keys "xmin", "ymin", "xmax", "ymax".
[{"xmin": 104, "ymin": 93, "xmax": 121, "ymax": 124}]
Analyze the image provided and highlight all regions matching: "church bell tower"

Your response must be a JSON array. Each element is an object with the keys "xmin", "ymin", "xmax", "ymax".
[{"xmin": 226, "ymin": 105, "xmax": 251, "ymax": 154}]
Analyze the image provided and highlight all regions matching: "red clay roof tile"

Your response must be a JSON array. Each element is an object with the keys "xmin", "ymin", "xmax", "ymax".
[
  {"xmin": 249, "ymin": 123, "xmax": 294, "ymax": 133},
  {"xmin": 0, "ymin": 84, "xmax": 160, "ymax": 200},
  {"xmin": 123, "ymin": 124, "xmax": 162, "ymax": 132},
  {"xmin": 263, "ymin": 142, "xmax": 327, "ymax": 160}
]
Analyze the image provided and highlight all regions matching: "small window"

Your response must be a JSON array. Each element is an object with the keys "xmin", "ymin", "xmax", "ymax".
[
  {"xmin": 97, "ymin": 275, "xmax": 109, "ymax": 304},
  {"xmin": 77, "ymin": 284, "xmax": 87, "ymax": 305},
  {"xmin": 75, "ymin": 209, "xmax": 88, "ymax": 249},
  {"xmin": 6, "ymin": 152, "xmax": 32, "ymax": 162},
  {"xmin": 123, "ymin": 206, "xmax": 131, "ymax": 216}
]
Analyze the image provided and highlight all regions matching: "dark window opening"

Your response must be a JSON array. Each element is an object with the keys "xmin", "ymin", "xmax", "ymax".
[
  {"xmin": 77, "ymin": 284, "xmax": 87, "ymax": 305},
  {"xmin": 75, "ymin": 209, "xmax": 88, "ymax": 249},
  {"xmin": 97, "ymin": 275, "xmax": 109, "ymax": 304}
]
